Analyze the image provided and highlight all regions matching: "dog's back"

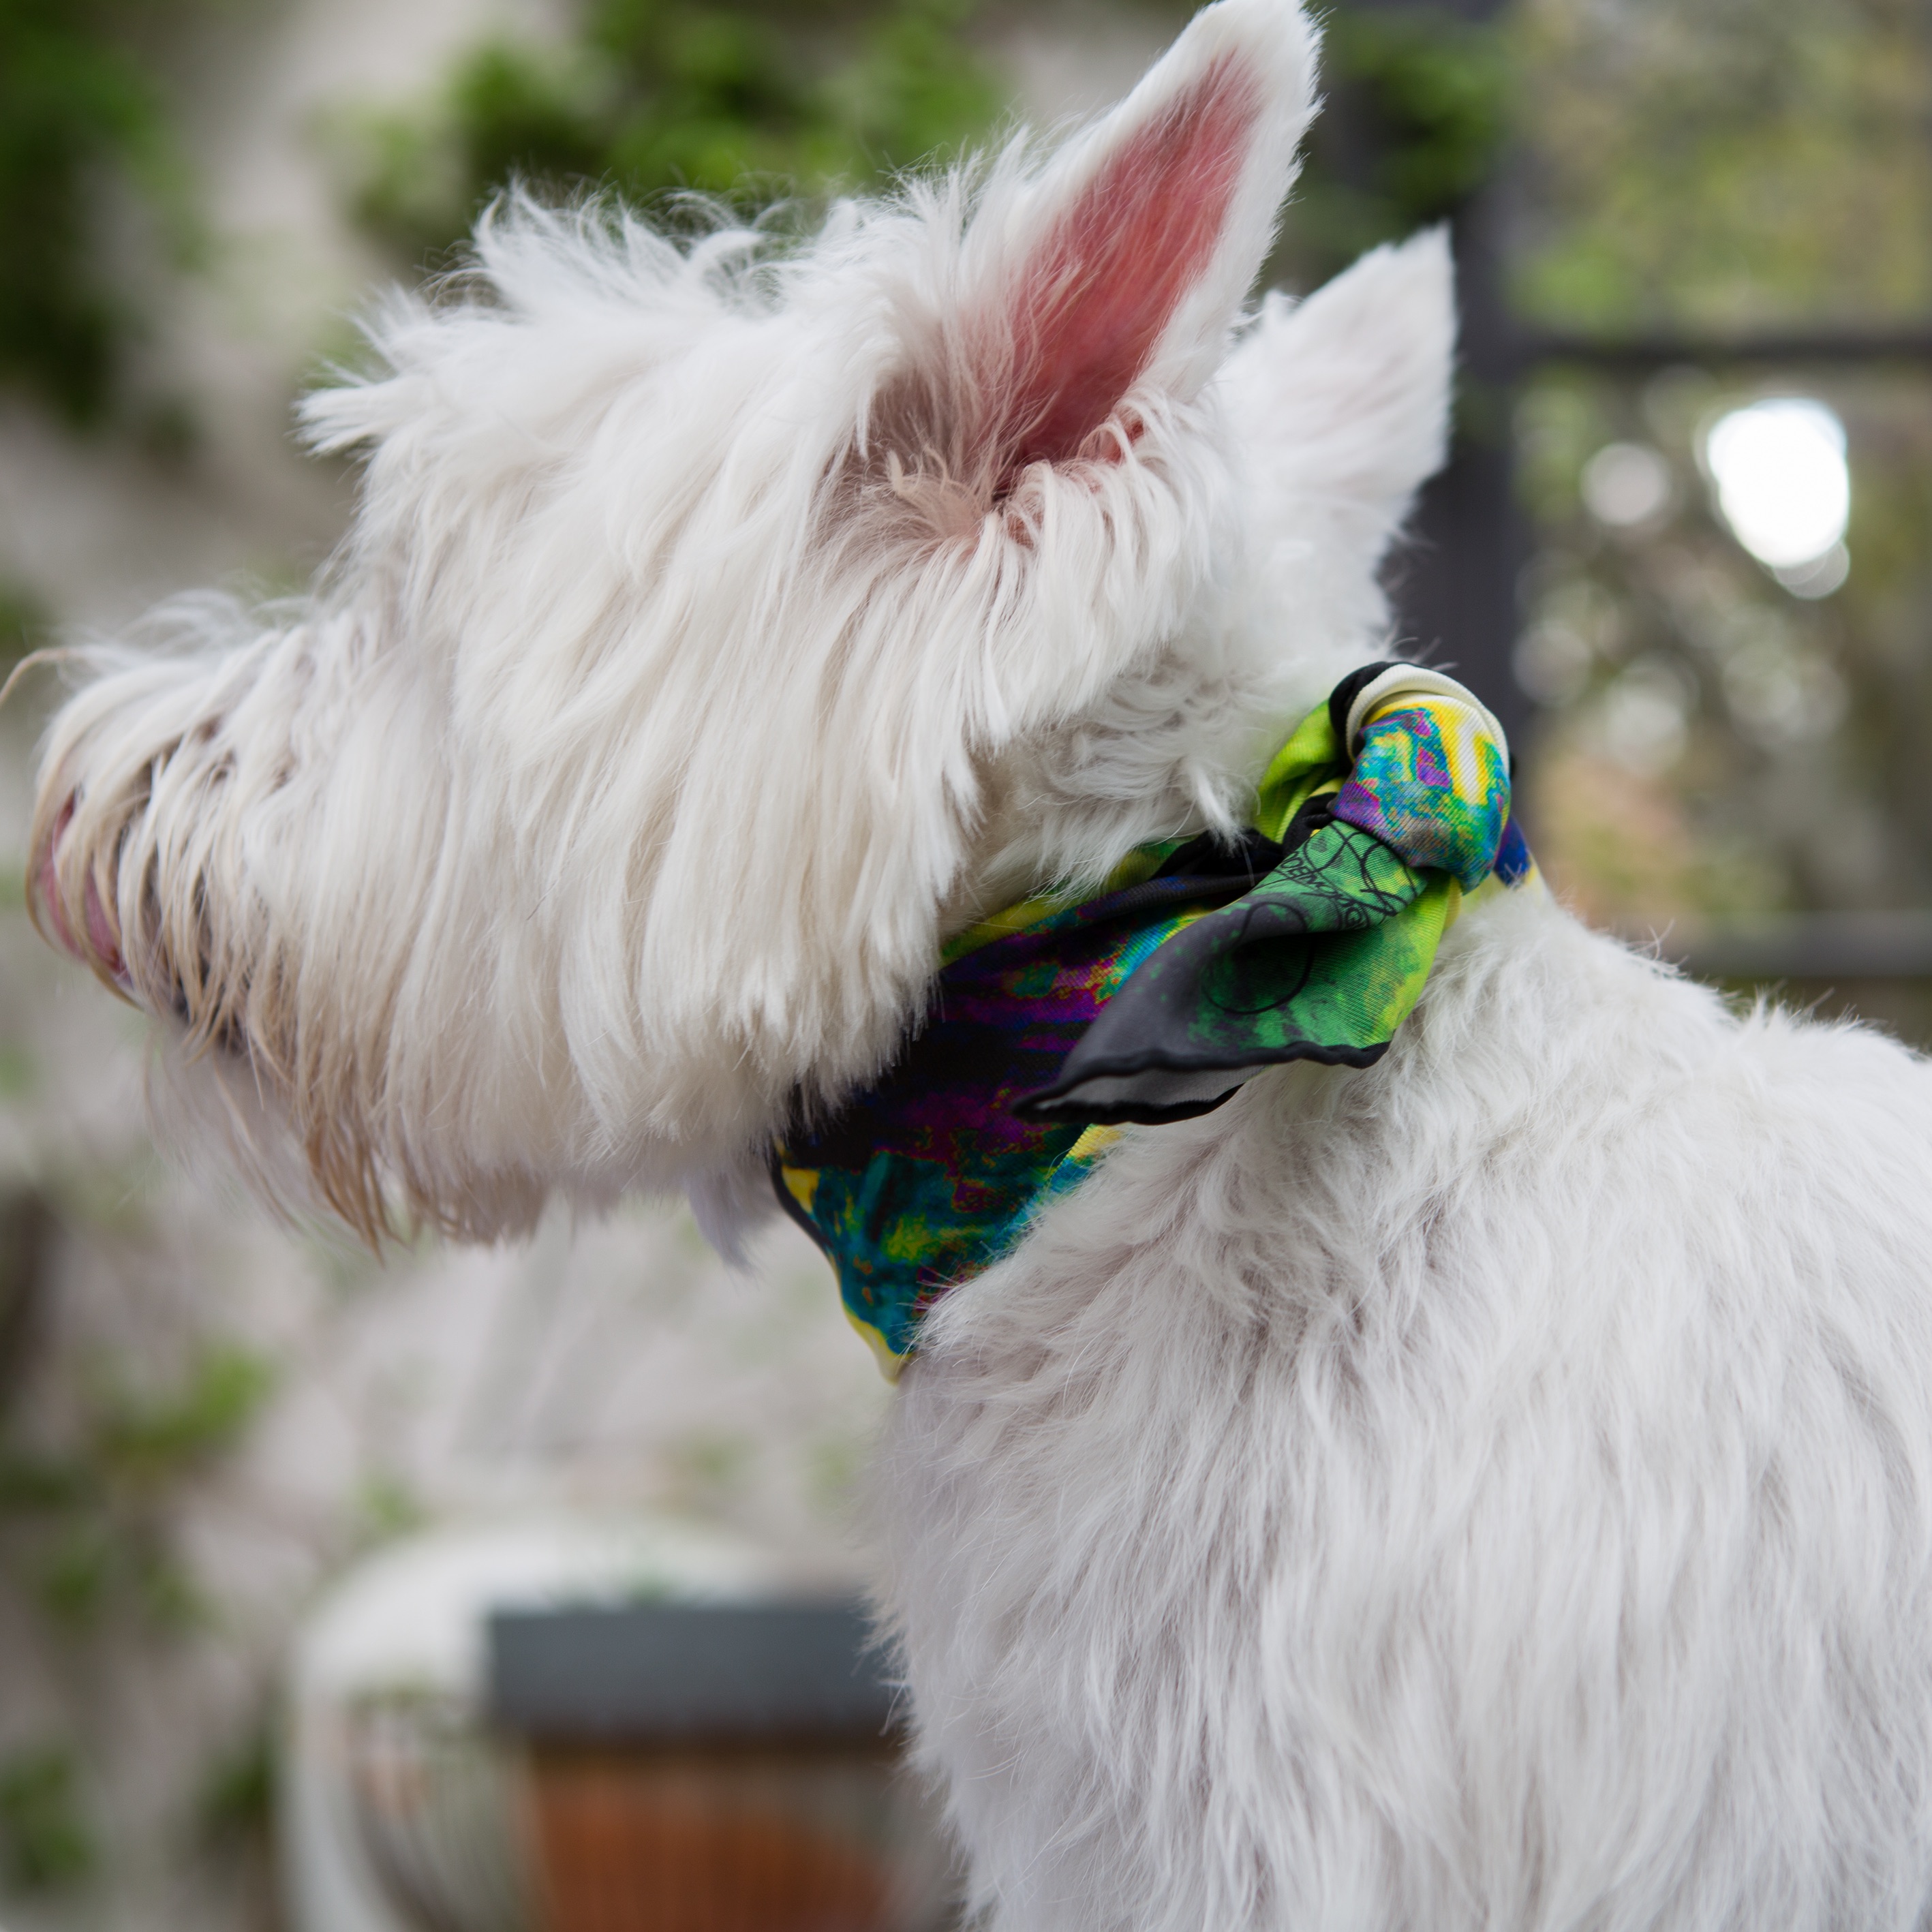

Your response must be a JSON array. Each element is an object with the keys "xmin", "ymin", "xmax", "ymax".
[{"xmin": 886, "ymin": 884, "xmax": 1932, "ymax": 1927}]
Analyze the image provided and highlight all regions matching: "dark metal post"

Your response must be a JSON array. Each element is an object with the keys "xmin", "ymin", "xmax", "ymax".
[
  {"xmin": 1344, "ymin": 0, "xmax": 1529, "ymax": 746},
  {"xmin": 1394, "ymin": 172, "xmax": 1529, "ymax": 746}
]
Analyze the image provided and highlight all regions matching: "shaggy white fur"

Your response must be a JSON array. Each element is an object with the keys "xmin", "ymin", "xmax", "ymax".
[
  {"xmin": 889, "ymin": 894, "xmax": 1932, "ymax": 1928},
  {"xmin": 30, "ymin": 0, "xmax": 1932, "ymax": 1923}
]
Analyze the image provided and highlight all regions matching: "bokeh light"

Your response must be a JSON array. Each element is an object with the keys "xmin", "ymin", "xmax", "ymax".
[
  {"xmin": 1582, "ymin": 441, "xmax": 1674, "ymax": 527},
  {"xmin": 1702, "ymin": 397, "xmax": 1851, "ymax": 574}
]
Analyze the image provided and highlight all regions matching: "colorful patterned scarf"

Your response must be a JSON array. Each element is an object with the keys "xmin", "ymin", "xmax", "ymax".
[{"xmin": 773, "ymin": 663, "xmax": 1537, "ymax": 1375}]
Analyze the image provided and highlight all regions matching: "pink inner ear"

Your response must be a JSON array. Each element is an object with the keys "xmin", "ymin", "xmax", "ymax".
[{"xmin": 994, "ymin": 55, "xmax": 1261, "ymax": 491}]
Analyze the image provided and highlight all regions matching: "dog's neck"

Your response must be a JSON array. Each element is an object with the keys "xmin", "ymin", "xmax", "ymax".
[{"xmin": 776, "ymin": 665, "xmax": 1533, "ymax": 1375}]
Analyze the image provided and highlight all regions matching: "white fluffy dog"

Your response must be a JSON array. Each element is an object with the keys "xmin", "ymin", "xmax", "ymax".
[{"xmin": 30, "ymin": 2, "xmax": 1932, "ymax": 1924}]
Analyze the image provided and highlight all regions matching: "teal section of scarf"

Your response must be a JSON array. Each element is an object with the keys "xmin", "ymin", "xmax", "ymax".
[{"xmin": 774, "ymin": 663, "xmax": 1535, "ymax": 1375}]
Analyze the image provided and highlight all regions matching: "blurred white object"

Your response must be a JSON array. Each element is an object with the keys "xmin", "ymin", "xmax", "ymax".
[
  {"xmin": 1702, "ymin": 397, "xmax": 1851, "ymax": 572},
  {"xmin": 1511, "ymin": 619, "xmax": 1593, "ymax": 707},
  {"xmin": 1581, "ymin": 440, "xmax": 1673, "ymax": 527},
  {"xmin": 283, "ymin": 1517, "xmax": 778, "ymax": 1932}
]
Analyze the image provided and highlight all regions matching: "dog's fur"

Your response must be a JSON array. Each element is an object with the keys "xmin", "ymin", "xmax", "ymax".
[{"xmin": 30, "ymin": 3, "xmax": 1932, "ymax": 1924}]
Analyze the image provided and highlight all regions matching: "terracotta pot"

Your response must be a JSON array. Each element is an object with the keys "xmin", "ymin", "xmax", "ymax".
[{"xmin": 527, "ymin": 1743, "xmax": 915, "ymax": 1932}]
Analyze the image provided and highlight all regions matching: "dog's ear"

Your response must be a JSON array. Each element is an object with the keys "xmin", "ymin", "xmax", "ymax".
[
  {"xmin": 1217, "ymin": 227, "xmax": 1458, "ymax": 572},
  {"xmin": 934, "ymin": 0, "xmax": 1319, "ymax": 495}
]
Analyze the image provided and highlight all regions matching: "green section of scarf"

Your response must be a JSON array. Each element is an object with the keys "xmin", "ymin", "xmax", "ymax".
[
  {"xmin": 1024, "ymin": 662, "xmax": 1529, "ymax": 1115},
  {"xmin": 775, "ymin": 664, "xmax": 1536, "ymax": 1375}
]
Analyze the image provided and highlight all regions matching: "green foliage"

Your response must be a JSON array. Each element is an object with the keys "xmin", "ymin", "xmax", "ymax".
[
  {"xmin": 0, "ymin": 1180, "xmax": 281, "ymax": 1900},
  {"xmin": 0, "ymin": 1041, "xmax": 37, "ymax": 1100},
  {"xmin": 197, "ymin": 1728, "xmax": 275, "ymax": 1845},
  {"xmin": 1284, "ymin": 2, "xmax": 1509, "ymax": 287},
  {"xmin": 1515, "ymin": 0, "xmax": 1932, "ymax": 333},
  {"xmin": 94, "ymin": 1344, "xmax": 276, "ymax": 1486},
  {"xmin": 350, "ymin": 0, "xmax": 1004, "ymax": 264},
  {"xmin": 0, "ymin": 1337, "xmax": 275, "ymax": 1636},
  {"xmin": 819, "ymin": 0, "xmax": 1007, "ymax": 178},
  {"xmin": 0, "ymin": 581, "xmax": 50, "ymax": 668},
  {"xmin": 1331, "ymin": 9, "xmax": 1506, "ymax": 219},
  {"xmin": 0, "ymin": 0, "xmax": 202, "ymax": 428},
  {"xmin": 350, "ymin": 1469, "xmax": 428, "ymax": 1548},
  {"xmin": 0, "ymin": 1746, "xmax": 95, "ymax": 1892}
]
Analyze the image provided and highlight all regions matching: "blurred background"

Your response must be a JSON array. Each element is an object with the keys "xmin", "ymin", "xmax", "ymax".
[{"xmin": 0, "ymin": 0, "xmax": 1927, "ymax": 1927}]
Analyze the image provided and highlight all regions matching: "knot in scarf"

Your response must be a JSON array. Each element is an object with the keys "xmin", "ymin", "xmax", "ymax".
[{"xmin": 774, "ymin": 662, "xmax": 1537, "ymax": 1376}]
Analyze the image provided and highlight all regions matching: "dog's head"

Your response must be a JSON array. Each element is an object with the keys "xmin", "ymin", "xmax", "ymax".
[{"xmin": 30, "ymin": 0, "xmax": 1454, "ymax": 1242}]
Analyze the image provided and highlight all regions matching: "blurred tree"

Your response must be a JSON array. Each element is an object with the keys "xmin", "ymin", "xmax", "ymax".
[
  {"xmin": 0, "ymin": 1745, "xmax": 94, "ymax": 1893},
  {"xmin": 0, "ymin": 581, "xmax": 50, "ymax": 669},
  {"xmin": 348, "ymin": 0, "xmax": 1005, "ymax": 263},
  {"xmin": 1506, "ymin": 0, "xmax": 1932, "ymax": 957},
  {"xmin": 0, "ymin": 0, "xmax": 204, "ymax": 429},
  {"xmin": 1515, "ymin": 0, "xmax": 1932, "ymax": 334},
  {"xmin": 0, "ymin": 1168, "xmax": 280, "ymax": 1915},
  {"xmin": 1281, "ymin": 2, "xmax": 1509, "ymax": 292},
  {"xmin": 1517, "ymin": 364, "xmax": 1932, "ymax": 927}
]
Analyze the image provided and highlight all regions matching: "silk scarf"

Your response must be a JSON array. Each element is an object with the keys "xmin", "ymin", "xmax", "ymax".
[{"xmin": 773, "ymin": 662, "xmax": 1537, "ymax": 1375}]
